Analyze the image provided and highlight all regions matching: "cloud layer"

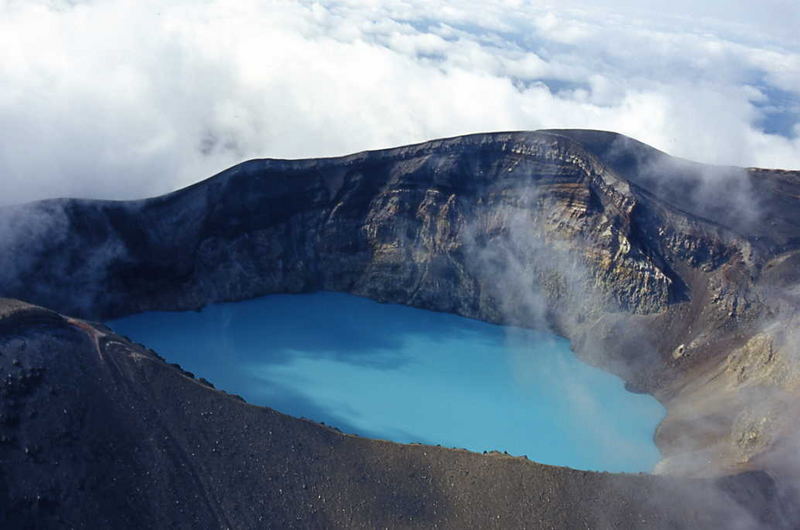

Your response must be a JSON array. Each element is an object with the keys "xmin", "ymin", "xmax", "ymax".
[{"xmin": 0, "ymin": 0, "xmax": 798, "ymax": 204}]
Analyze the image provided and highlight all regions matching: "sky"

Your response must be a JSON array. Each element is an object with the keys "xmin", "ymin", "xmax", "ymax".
[{"xmin": 1, "ymin": 0, "xmax": 798, "ymax": 204}]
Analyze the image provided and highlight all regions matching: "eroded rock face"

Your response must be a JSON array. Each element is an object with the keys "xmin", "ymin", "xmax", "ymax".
[{"xmin": 1, "ymin": 129, "xmax": 800, "ymax": 479}]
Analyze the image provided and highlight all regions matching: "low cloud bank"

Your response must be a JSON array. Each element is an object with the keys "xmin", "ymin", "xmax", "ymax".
[{"xmin": 0, "ymin": 0, "xmax": 798, "ymax": 205}]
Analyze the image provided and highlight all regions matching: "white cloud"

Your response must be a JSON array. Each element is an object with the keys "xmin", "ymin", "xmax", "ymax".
[{"xmin": 0, "ymin": 0, "xmax": 798, "ymax": 205}]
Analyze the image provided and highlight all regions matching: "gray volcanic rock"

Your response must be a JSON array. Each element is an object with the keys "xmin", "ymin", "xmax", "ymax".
[
  {"xmin": 0, "ymin": 299, "xmax": 791, "ymax": 529},
  {"xmin": 1, "ymin": 129, "xmax": 800, "ymax": 514}
]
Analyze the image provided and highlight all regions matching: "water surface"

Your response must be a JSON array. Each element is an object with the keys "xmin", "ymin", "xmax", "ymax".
[{"xmin": 108, "ymin": 292, "xmax": 664, "ymax": 472}]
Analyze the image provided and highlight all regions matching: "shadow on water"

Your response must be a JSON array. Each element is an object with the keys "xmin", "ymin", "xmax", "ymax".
[
  {"xmin": 190, "ymin": 292, "xmax": 497, "ymax": 370},
  {"xmin": 245, "ymin": 376, "xmax": 433, "ymax": 445},
  {"xmin": 109, "ymin": 291, "xmax": 469, "ymax": 442}
]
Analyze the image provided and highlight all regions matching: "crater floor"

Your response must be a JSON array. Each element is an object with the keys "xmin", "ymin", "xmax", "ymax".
[{"xmin": 109, "ymin": 292, "xmax": 665, "ymax": 472}]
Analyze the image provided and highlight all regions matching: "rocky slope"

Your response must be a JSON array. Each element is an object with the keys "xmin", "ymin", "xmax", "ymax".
[
  {"xmin": 1, "ymin": 129, "xmax": 800, "ymax": 523},
  {"xmin": 0, "ymin": 299, "xmax": 791, "ymax": 528}
]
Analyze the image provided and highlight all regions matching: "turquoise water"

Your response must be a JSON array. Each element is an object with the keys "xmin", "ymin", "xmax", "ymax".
[{"xmin": 108, "ymin": 292, "xmax": 665, "ymax": 472}]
